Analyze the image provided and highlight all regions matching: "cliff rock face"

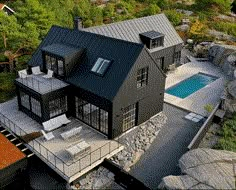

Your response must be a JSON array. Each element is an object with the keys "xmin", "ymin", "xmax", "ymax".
[
  {"xmin": 208, "ymin": 45, "xmax": 236, "ymax": 78},
  {"xmin": 158, "ymin": 148, "xmax": 236, "ymax": 189}
]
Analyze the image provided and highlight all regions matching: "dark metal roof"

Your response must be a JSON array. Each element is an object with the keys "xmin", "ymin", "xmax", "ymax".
[
  {"xmin": 139, "ymin": 30, "xmax": 164, "ymax": 40},
  {"xmin": 41, "ymin": 43, "xmax": 81, "ymax": 58},
  {"xmin": 28, "ymin": 26, "xmax": 144, "ymax": 101},
  {"xmin": 84, "ymin": 13, "xmax": 183, "ymax": 50}
]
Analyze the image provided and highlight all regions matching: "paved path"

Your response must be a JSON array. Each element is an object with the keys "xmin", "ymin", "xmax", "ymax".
[{"xmin": 130, "ymin": 103, "xmax": 202, "ymax": 189}]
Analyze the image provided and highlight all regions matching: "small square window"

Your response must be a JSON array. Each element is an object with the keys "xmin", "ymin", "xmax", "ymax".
[{"xmin": 91, "ymin": 58, "xmax": 111, "ymax": 76}]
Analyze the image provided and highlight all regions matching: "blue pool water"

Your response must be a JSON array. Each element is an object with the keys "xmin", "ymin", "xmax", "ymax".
[{"xmin": 165, "ymin": 73, "xmax": 218, "ymax": 99}]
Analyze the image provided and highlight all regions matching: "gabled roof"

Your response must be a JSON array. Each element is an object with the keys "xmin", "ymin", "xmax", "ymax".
[
  {"xmin": 83, "ymin": 13, "xmax": 183, "ymax": 51},
  {"xmin": 29, "ymin": 26, "xmax": 144, "ymax": 101}
]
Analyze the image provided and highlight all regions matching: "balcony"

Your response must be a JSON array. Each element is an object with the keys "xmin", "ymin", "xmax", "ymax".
[{"xmin": 15, "ymin": 73, "xmax": 68, "ymax": 94}]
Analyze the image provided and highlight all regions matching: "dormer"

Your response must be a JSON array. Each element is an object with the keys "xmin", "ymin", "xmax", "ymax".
[
  {"xmin": 139, "ymin": 30, "xmax": 164, "ymax": 49},
  {"xmin": 41, "ymin": 43, "xmax": 84, "ymax": 78}
]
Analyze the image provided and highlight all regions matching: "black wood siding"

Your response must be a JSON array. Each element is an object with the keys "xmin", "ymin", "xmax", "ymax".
[
  {"xmin": 151, "ymin": 43, "xmax": 183, "ymax": 70},
  {"xmin": 112, "ymin": 49, "xmax": 166, "ymax": 138}
]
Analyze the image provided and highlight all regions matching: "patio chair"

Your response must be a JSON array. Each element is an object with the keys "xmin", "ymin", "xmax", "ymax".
[
  {"xmin": 43, "ymin": 69, "xmax": 53, "ymax": 79},
  {"xmin": 32, "ymin": 66, "xmax": 43, "ymax": 75},
  {"xmin": 18, "ymin": 69, "xmax": 28, "ymax": 78},
  {"xmin": 61, "ymin": 126, "xmax": 82, "ymax": 140},
  {"xmin": 41, "ymin": 130, "xmax": 54, "ymax": 141},
  {"xmin": 57, "ymin": 114, "xmax": 71, "ymax": 125}
]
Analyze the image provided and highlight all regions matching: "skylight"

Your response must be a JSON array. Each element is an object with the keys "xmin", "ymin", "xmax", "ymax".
[{"xmin": 91, "ymin": 58, "xmax": 111, "ymax": 75}]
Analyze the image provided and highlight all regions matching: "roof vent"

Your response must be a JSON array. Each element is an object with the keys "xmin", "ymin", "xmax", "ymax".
[{"xmin": 139, "ymin": 30, "xmax": 164, "ymax": 49}]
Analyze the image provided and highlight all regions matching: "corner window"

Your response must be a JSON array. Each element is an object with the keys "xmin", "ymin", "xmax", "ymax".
[
  {"xmin": 45, "ymin": 54, "xmax": 64, "ymax": 76},
  {"xmin": 151, "ymin": 38, "xmax": 163, "ymax": 49},
  {"xmin": 137, "ymin": 67, "xmax": 148, "ymax": 88},
  {"xmin": 91, "ymin": 58, "xmax": 111, "ymax": 76}
]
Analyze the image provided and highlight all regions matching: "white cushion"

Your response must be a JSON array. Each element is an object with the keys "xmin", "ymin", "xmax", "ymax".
[
  {"xmin": 43, "ymin": 69, "xmax": 53, "ymax": 78},
  {"xmin": 32, "ymin": 66, "xmax": 42, "ymax": 75},
  {"xmin": 41, "ymin": 130, "xmax": 54, "ymax": 141},
  {"xmin": 18, "ymin": 69, "xmax": 28, "ymax": 78}
]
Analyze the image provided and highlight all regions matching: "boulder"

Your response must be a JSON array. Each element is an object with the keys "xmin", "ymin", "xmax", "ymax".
[{"xmin": 159, "ymin": 148, "xmax": 236, "ymax": 189}]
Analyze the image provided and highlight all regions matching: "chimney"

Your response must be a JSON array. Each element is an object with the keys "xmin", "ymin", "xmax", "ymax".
[{"xmin": 74, "ymin": 17, "xmax": 83, "ymax": 30}]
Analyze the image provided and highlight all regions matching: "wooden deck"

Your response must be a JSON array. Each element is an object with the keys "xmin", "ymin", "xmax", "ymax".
[{"xmin": 0, "ymin": 98, "xmax": 123, "ymax": 182}]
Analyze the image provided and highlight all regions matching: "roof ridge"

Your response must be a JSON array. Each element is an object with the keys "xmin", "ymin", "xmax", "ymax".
[
  {"xmin": 84, "ymin": 13, "xmax": 166, "ymax": 30},
  {"xmin": 51, "ymin": 25, "xmax": 145, "ymax": 49}
]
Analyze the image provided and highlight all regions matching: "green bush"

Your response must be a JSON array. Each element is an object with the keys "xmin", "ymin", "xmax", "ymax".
[
  {"xmin": 214, "ymin": 114, "xmax": 236, "ymax": 152},
  {"xmin": 210, "ymin": 21, "xmax": 236, "ymax": 37},
  {"xmin": 163, "ymin": 10, "xmax": 183, "ymax": 26}
]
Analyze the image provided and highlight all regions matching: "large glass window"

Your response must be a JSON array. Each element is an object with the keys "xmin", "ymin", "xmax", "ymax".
[
  {"xmin": 20, "ymin": 91, "xmax": 30, "ymax": 110},
  {"xmin": 45, "ymin": 54, "xmax": 64, "ymax": 76},
  {"xmin": 49, "ymin": 96, "xmax": 68, "ymax": 118},
  {"xmin": 137, "ymin": 67, "xmax": 148, "ymax": 88},
  {"xmin": 151, "ymin": 37, "xmax": 163, "ymax": 49},
  {"xmin": 75, "ymin": 97, "xmax": 108, "ymax": 135},
  {"xmin": 122, "ymin": 104, "xmax": 136, "ymax": 132},
  {"xmin": 31, "ymin": 97, "xmax": 42, "ymax": 117},
  {"xmin": 19, "ymin": 91, "xmax": 42, "ymax": 117}
]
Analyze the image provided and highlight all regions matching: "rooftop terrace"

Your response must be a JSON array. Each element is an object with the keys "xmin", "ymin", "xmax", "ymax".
[{"xmin": 15, "ymin": 74, "xmax": 68, "ymax": 94}]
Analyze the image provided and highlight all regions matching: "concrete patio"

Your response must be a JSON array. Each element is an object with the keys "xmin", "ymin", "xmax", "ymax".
[
  {"xmin": 164, "ymin": 60, "xmax": 230, "ymax": 116},
  {"xmin": 0, "ymin": 98, "xmax": 123, "ymax": 183}
]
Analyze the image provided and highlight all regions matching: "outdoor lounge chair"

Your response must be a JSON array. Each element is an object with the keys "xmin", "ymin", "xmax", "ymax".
[
  {"xmin": 18, "ymin": 69, "xmax": 28, "ymax": 78},
  {"xmin": 57, "ymin": 114, "xmax": 71, "ymax": 125},
  {"xmin": 42, "ymin": 69, "xmax": 53, "ymax": 79},
  {"xmin": 32, "ymin": 66, "xmax": 42, "ymax": 75},
  {"xmin": 41, "ymin": 130, "xmax": 54, "ymax": 141},
  {"xmin": 61, "ymin": 126, "xmax": 82, "ymax": 140}
]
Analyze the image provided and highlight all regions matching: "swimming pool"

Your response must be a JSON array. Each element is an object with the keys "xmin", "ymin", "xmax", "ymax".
[{"xmin": 165, "ymin": 73, "xmax": 218, "ymax": 99}]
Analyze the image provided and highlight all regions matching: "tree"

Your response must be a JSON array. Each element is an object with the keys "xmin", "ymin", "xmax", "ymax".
[
  {"xmin": 0, "ymin": 12, "xmax": 40, "ymax": 71},
  {"xmin": 194, "ymin": 0, "xmax": 231, "ymax": 14},
  {"xmin": 15, "ymin": 0, "xmax": 55, "ymax": 39},
  {"xmin": 232, "ymin": 0, "xmax": 236, "ymax": 14}
]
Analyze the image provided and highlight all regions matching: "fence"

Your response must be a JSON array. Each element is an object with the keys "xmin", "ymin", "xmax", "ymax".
[
  {"xmin": 17, "ymin": 73, "xmax": 64, "ymax": 94},
  {"xmin": 0, "ymin": 112, "xmax": 121, "ymax": 179},
  {"xmin": 188, "ymin": 102, "xmax": 220, "ymax": 150}
]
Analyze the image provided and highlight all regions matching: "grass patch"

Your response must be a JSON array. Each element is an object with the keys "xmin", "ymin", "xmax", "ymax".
[
  {"xmin": 214, "ymin": 113, "xmax": 236, "ymax": 152},
  {"xmin": 0, "ymin": 72, "xmax": 16, "ymax": 103}
]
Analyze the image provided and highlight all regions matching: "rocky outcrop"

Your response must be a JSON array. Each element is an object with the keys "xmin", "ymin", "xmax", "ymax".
[
  {"xmin": 73, "ymin": 112, "xmax": 167, "ymax": 189},
  {"xmin": 208, "ymin": 45, "xmax": 236, "ymax": 78},
  {"xmin": 158, "ymin": 148, "xmax": 236, "ymax": 190},
  {"xmin": 222, "ymin": 80, "xmax": 236, "ymax": 113}
]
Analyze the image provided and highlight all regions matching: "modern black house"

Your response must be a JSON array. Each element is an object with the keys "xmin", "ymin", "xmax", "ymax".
[
  {"xmin": 83, "ymin": 13, "xmax": 184, "ymax": 71},
  {"xmin": 15, "ymin": 15, "xmax": 170, "ymax": 139}
]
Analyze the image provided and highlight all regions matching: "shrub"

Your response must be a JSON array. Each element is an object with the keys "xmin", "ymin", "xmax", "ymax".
[
  {"xmin": 164, "ymin": 10, "xmax": 183, "ymax": 26},
  {"xmin": 204, "ymin": 104, "xmax": 214, "ymax": 114}
]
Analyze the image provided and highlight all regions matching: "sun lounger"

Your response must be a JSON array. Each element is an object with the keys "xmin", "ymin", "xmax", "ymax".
[
  {"xmin": 41, "ymin": 130, "xmax": 54, "ymax": 141},
  {"xmin": 61, "ymin": 126, "xmax": 82, "ymax": 140},
  {"xmin": 66, "ymin": 140, "xmax": 91, "ymax": 159}
]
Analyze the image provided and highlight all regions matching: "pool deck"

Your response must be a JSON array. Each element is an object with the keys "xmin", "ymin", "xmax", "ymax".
[{"xmin": 164, "ymin": 59, "xmax": 230, "ymax": 116}]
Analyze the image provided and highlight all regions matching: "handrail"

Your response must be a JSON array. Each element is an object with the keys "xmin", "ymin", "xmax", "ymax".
[
  {"xmin": 188, "ymin": 102, "xmax": 220, "ymax": 150},
  {"xmin": 17, "ymin": 73, "xmax": 64, "ymax": 93},
  {"xmin": 0, "ymin": 112, "xmax": 121, "ymax": 178}
]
